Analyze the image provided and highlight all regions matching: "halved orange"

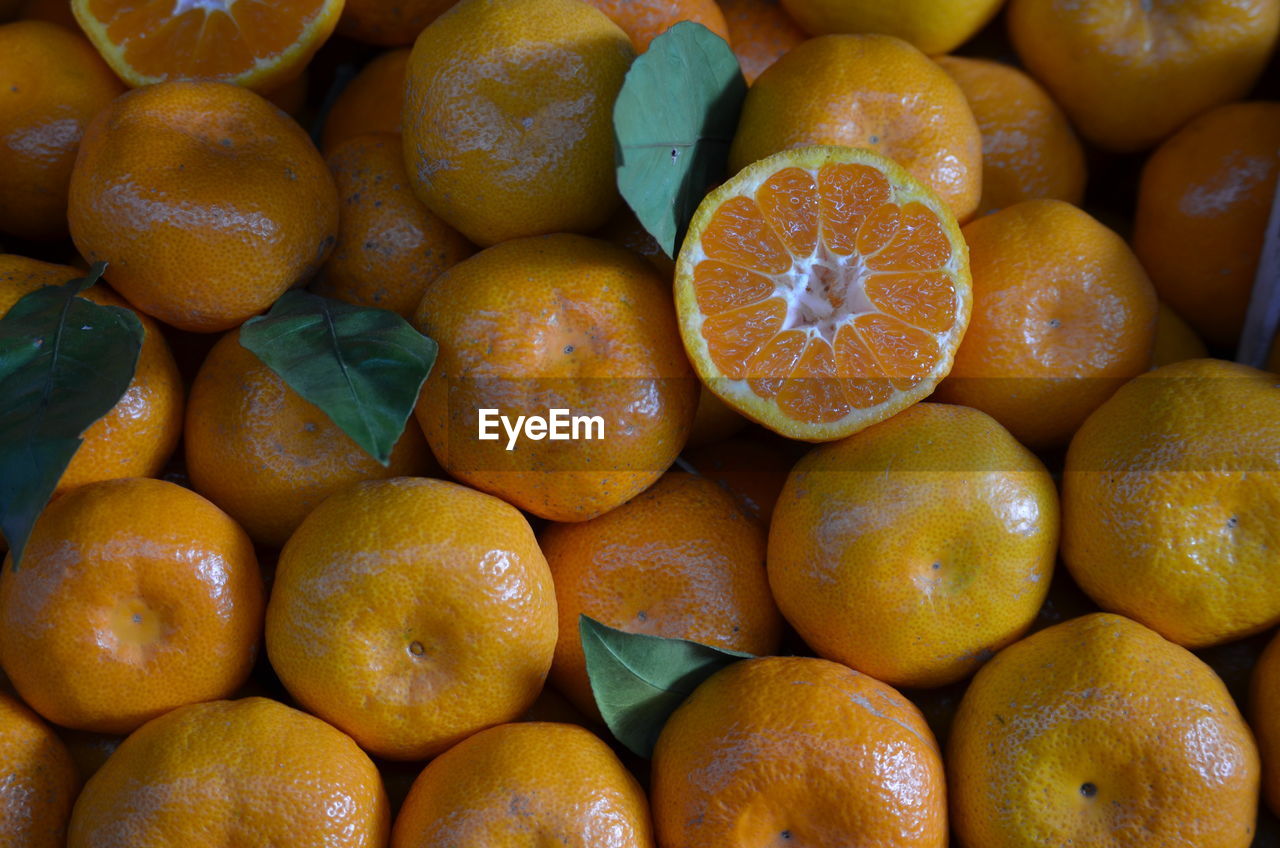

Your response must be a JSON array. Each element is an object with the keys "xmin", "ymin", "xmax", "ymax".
[
  {"xmin": 675, "ymin": 145, "xmax": 971, "ymax": 441},
  {"xmin": 72, "ymin": 0, "xmax": 343, "ymax": 92}
]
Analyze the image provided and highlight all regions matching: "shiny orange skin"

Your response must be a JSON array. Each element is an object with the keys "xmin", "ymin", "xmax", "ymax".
[
  {"xmin": 949, "ymin": 613, "xmax": 1259, "ymax": 847},
  {"xmin": 541, "ymin": 473, "xmax": 782, "ymax": 719},
  {"xmin": 0, "ymin": 691, "xmax": 80, "ymax": 848},
  {"xmin": 1063, "ymin": 359, "xmax": 1280, "ymax": 648},
  {"xmin": 936, "ymin": 56, "xmax": 1086, "ymax": 217},
  {"xmin": 0, "ymin": 478, "xmax": 263, "ymax": 734},
  {"xmin": 1133, "ymin": 102, "xmax": 1280, "ymax": 348},
  {"xmin": 936, "ymin": 199, "xmax": 1157, "ymax": 450},
  {"xmin": 322, "ymin": 49, "xmax": 408, "ymax": 153},
  {"xmin": 184, "ymin": 329, "xmax": 436, "ymax": 549},
  {"xmin": 1008, "ymin": 0, "xmax": 1280, "ymax": 152},
  {"xmin": 0, "ymin": 21, "xmax": 123, "ymax": 241},
  {"xmin": 720, "ymin": 0, "xmax": 806, "ymax": 84},
  {"xmin": 1255, "ymin": 630, "xmax": 1280, "ymax": 816},
  {"xmin": 402, "ymin": 0, "xmax": 633, "ymax": 246},
  {"xmin": 768, "ymin": 403, "xmax": 1059, "ymax": 688},
  {"xmin": 730, "ymin": 34, "xmax": 982, "ymax": 222},
  {"xmin": 392, "ymin": 722, "xmax": 654, "ymax": 848},
  {"xmin": 780, "ymin": 0, "xmax": 1002, "ymax": 54},
  {"xmin": 652, "ymin": 656, "xmax": 946, "ymax": 847},
  {"xmin": 413, "ymin": 234, "xmax": 698, "ymax": 522},
  {"xmin": 583, "ymin": 0, "xmax": 729, "ymax": 52},
  {"xmin": 1151, "ymin": 301, "xmax": 1208, "ymax": 369},
  {"xmin": 0, "ymin": 256, "xmax": 183, "ymax": 495},
  {"xmin": 67, "ymin": 697, "xmax": 390, "ymax": 847},
  {"xmin": 683, "ymin": 435, "xmax": 796, "ymax": 525},
  {"xmin": 338, "ymin": 0, "xmax": 455, "ymax": 45},
  {"xmin": 313, "ymin": 133, "xmax": 474, "ymax": 318},
  {"xmin": 266, "ymin": 478, "xmax": 558, "ymax": 760},
  {"xmin": 69, "ymin": 80, "xmax": 338, "ymax": 333}
]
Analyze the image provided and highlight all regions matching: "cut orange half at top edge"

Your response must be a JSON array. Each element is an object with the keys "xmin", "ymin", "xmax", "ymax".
[
  {"xmin": 72, "ymin": 0, "xmax": 343, "ymax": 92},
  {"xmin": 674, "ymin": 145, "xmax": 972, "ymax": 442}
]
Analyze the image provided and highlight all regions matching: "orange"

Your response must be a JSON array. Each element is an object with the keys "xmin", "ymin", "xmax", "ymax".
[
  {"xmin": 72, "ymin": 0, "xmax": 342, "ymax": 92},
  {"xmin": 0, "ymin": 478, "xmax": 262, "ymax": 734},
  {"xmin": 67, "ymin": 697, "xmax": 389, "ymax": 847},
  {"xmin": 768, "ymin": 403, "xmax": 1059, "ymax": 688},
  {"xmin": 651, "ymin": 655, "xmax": 946, "ymax": 846},
  {"xmin": 1151, "ymin": 301, "xmax": 1209, "ymax": 369},
  {"xmin": 402, "ymin": 0, "xmax": 633, "ymax": 246},
  {"xmin": 69, "ymin": 80, "xmax": 338, "ymax": 333},
  {"xmin": 1063, "ymin": 358, "xmax": 1280, "ymax": 648},
  {"xmin": 935, "ymin": 55, "xmax": 1087, "ymax": 217},
  {"xmin": 949, "ymin": 613, "xmax": 1259, "ymax": 847},
  {"xmin": 1133, "ymin": 101, "xmax": 1280, "ymax": 348},
  {"xmin": 320, "ymin": 48, "xmax": 408, "ymax": 153},
  {"xmin": 414, "ymin": 234, "xmax": 698, "ymax": 522},
  {"xmin": 583, "ymin": 0, "xmax": 729, "ymax": 53},
  {"xmin": 392, "ymin": 722, "xmax": 653, "ymax": 848},
  {"xmin": 935, "ymin": 199, "xmax": 1157, "ymax": 450},
  {"xmin": 265, "ymin": 478, "xmax": 558, "ymax": 760},
  {"xmin": 313, "ymin": 133, "xmax": 474, "ymax": 318},
  {"xmin": 675, "ymin": 145, "xmax": 972, "ymax": 441},
  {"xmin": 1255, "ymin": 629, "xmax": 1280, "ymax": 816},
  {"xmin": 0, "ymin": 691, "xmax": 79, "ymax": 848},
  {"xmin": 1008, "ymin": 0, "xmax": 1280, "ymax": 152},
  {"xmin": 719, "ymin": 0, "xmax": 805, "ymax": 84},
  {"xmin": 338, "ymin": 0, "xmax": 454, "ymax": 45},
  {"xmin": 184, "ymin": 329, "xmax": 437, "ymax": 548},
  {"xmin": 541, "ymin": 472, "xmax": 782, "ymax": 718},
  {"xmin": 731, "ymin": 34, "xmax": 983, "ymax": 222},
  {"xmin": 682, "ymin": 434, "xmax": 795, "ymax": 525},
  {"xmin": 0, "ymin": 21, "xmax": 123, "ymax": 241},
  {"xmin": 779, "ymin": 0, "xmax": 1002, "ymax": 54},
  {"xmin": 0, "ymin": 256, "xmax": 183, "ymax": 495}
]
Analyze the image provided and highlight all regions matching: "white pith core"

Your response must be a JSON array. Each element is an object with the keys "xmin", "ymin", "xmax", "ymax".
[{"xmin": 783, "ymin": 242, "xmax": 875, "ymax": 344}]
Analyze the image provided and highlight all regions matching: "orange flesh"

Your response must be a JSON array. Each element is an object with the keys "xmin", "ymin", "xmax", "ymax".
[
  {"xmin": 82, "ymin": 0, "xmax": 325, "ymax": 79},
  {"xmin": 693, "ymin": 163, "xmax": 957, "ymax": 423}
]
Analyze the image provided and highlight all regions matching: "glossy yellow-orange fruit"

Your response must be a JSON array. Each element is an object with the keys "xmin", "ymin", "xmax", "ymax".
[
  {"xmin": 338, "ymin": 0, "xmax": 455, "ymax": 45},
  {"xmin": 652, "ymin": 656, "xmax": 946, "ymax": 846},
  {"xmin": 0, "ymin": 691, "xmax": 79, "ymax": 848},
  {"xmin": 769, "ymin": 403, "xmax": 1058, "ymax": 688},
  {"xmin": 1133, "ymin": 101, "xmax": 1280, "ymax": 348},
  {"xmin": 1063, "ymin": 358, "xmax": 1280, "ymax": 648},
  {"xmin": 0, "ymin": 21, "xmax": 123, "ymax": 241},
  {"xmin": 314, "ymin": 133, "xmax": 474, "ymax": 318},
  {"xmin": 184, "ymin": 328, "xmax": 436, "ymax": 548},
  {"xmin": 1008, "ymin": 0, "xmax": 1280, "ymax": 152},
  {"xmin": 1254, "ymin": 630, "xmax": 1280, "ymax": 816},
  {"xmin": 67, "ymin": 698, "xmax": 389, "ymax": 847},
  {"xmin": 266, "ymin": 478, "xmax": 557, "ymax": 760},
  {"xmin": 542, "ymin": 472, "xmax": 781, "ymax": 718},
  {"xmin": 935, "ymin": 55, "xmax": 1086, "ymax": 217},
  {"xmin": 0, "ymin": 478, "xmax": 263, "ymax": 734},
  {"xmin": 950, "ymin": 613, "xmax": 1259, "ymax": 847},
  {"xmin": 321, "ymin": 48, "xmax": 408, "ymax": 153},
  {"xmin": 719, "ymin": 0, "xmax": 806, "ymax": 84},
  {"xmin": 583, "ymin": 0, "xmax": 729, "ymax": 52},
  {"xmin": 392, "ymin": 722, "xmax": 653, "ymax": 848},
  {"xmin": 780, "ymin": 0, "xmax": 1002, "ymax": 54},
  {"xmin": 936, "ymin": 199, "xmax": 1157, "ymax": 450},
  {"xmin": 69, "ymin": 80, "xmax": 338, "ymax": 332},
  {"xmin": 403, "ymin": 0, "xmax": 633, "ymax": 245},
  {"xmin": 0, "ymin": 256, "xmax": 183, "ymax": 495},
  {"xmin": 731, "ymin": 34, "xmax": 983, "ymax": 222},
  {"xmin": 1151, "ymin": 301, "xmax": 1208, "ymax": 369},
  {"xmin": 414, "ymin": 234, "xmax": 698, "ymax": 522}
]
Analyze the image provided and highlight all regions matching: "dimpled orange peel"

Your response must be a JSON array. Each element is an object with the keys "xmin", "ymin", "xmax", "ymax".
[{"xmin": 674, "ymin": 145, "xmax": 971, "ymax": 442}]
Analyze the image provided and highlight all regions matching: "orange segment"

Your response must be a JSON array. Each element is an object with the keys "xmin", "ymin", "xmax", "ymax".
[
  {"xmin": 675, "ymin": 145, "xmax": 971, "ymax": 441},
  {"xmin": 73, "ymin": 0, "xmax": 342, "ymax": 92}
]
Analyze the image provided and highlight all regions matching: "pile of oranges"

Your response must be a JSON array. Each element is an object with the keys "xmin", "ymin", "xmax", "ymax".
[{"xmin": 2, "ymin": 0, "xmax": 1280, "ymax": 845}]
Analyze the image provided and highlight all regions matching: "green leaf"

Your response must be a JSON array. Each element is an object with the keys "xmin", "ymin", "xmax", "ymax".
[
  {"xmin": 614, "ymin": 21, "xmax": 747, "ymax": 258},
  {"xmin": 238, "ymin": 290, "xmax": 437, "ymax": 466},
  {"xmin": 0, "ymin": 263, "xmax": 143, "ymax": 567},
  {"xmin": 581, "ymin": 614, "xmax": 753, "ymax": 758}
]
